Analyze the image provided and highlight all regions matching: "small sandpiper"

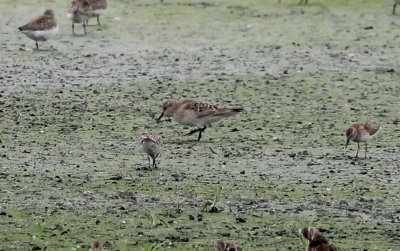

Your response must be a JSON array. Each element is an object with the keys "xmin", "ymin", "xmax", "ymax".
[
  {"xmin": 156, "ymin": 99, "xmax": 243, "ymax": 141},
  {"xmin": 139, "ymin": 133, "xmax": 163, "ymax": 169},
  {"xmin": 86, "ymin": 0, "xmax": 107, "ymax": 25},
  {"xmin": 18, "ymin": 9, "xmax": 58, "ymax": 50},
  {"xmin": 301, "ymin": 227, "xmax": 337, "ymax": 251},
  {"xmin": 345, "ymin": 123, "xmax": 381, "ymax": 158},
  {"xmin": 89, "ymin": 240, "xmax": 108, "ymax": 251},
  {"xmin": 68, "ymin": 0, "xmax": 92, "ymax": 35},
  {"xmin": 214, "ymin": 240, "xmax": 243, "ymax": 251}
]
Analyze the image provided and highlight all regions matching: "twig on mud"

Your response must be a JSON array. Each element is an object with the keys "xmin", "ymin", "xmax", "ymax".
[
  {"xmin": 202, "ymin": 187, "xmax": 223, "ymax": 213},
  {"xmin": 144, "ymin": 213, "xmax": 168, "ymax": 228},
  {"xmin": 209, "ymin": 147, "xmax": 217, "ymax": 154}
]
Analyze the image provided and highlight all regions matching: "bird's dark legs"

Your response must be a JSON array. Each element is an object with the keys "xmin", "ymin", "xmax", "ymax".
[
  {"xmin": 83, "ymin": 23, "xmax": 87, "ymax": 35},
  {"xmin": 97, "ymin": 16, "xmax": 101, "ymax": 25},
  {"xmin": 72, "ymin": 23, "xmax": 75, "ymax": 35},
  {"xmin": 186, "ymin": 126, "xmax": 207, "ymax": 141},
  {"xmin": 355, "ymin": 142, "xmax": 360, "ymax": 158},
  {"xmin": 394, "ymin": 4, "xmax": 397, "ymax": 15},
  {"xmin": 35, "ymin": 41, "xmax": 39, "ymax": 50},
  {"xmin": 365, "ymin": 143, "xmax": 368, "ymax": 158},
  {"xmin": 152, "ymin": 157, "xmax": 157, "ymax": 169},
  {"xmin": 147, "ymin": 156, "xmax": 151, "ymax": 169},
  {"xmin": 197, "ymin": 127, "xmax": 207, "ymax": 141}
]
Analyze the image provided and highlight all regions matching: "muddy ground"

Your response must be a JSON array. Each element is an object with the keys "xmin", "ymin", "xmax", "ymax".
[{"xmin": 1, "ymin": 0, "xmax": 400, "ymax": 250}]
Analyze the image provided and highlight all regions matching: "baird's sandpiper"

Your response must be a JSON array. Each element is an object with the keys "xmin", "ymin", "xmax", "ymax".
[
  {"xmin": 301, "ymin": 227, "xmax": 337, "ymax": 251},
  {"xmin": 68, "ymin": 0, "xmax": 92, "ymax": 35},
  {"xmin": 156, "ymin": 99, "xmax": 243, "ymax": 141},
  {"xmin": 345, "ymin": 123, "xmax": 381, "ymax": 158},
  {"xmin": 18, "ymin": 9, "xmax": 58, "ymax": 50},
  {"xmin": 139, "ymin": 133, "xmax": 163, "ymax": 169}
]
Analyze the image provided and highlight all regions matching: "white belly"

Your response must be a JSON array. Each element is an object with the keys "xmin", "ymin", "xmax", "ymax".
[
  {"xmin": 70, "ymin": 13, "xmax": 88, "ymax": 23},
  {"xmin": 141, "ymin": 141, "xmax": 160, "ymax": 158},
  {"xmin": 359, "ymin": 134, "xmax": 374, "ymax": 142},
  {"xmin": 21, "ymin": 26, "xmax": 58, "ymax": 41},
  {"xmin": 91, "ymin": 9, "xmax": 106, "ymax": 17}
]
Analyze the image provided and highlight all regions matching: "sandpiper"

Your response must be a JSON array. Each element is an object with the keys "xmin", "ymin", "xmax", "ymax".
[
  {"xmin": 345, "ymin": 123, "xmax": 381, "ymax": 158},
  {"xmin": 156, "ymin": 99, "xmax": 243, "ymax": 141},
  {"xmin": 139, "ymin": 133, "xmax": 163, "ymax": 169},
  {"xmin": 301, "ymin": 227, "xmax": 337, "ymax": 251},
  {"xmin": 89, "ymin": 240, "xmax": 108, "ymax": 251},
  {"xmin": 18, "ymin": 9, "xmax": 58, "ymax": 50},
  {"xmin": 394, "ymin": 0, "xmax": 400, "ymax": 14},
  {"xmin": 214, "ymin": 240, "xmax": 243, "ymax": 251},
  {"xmin": 86, "ymin": 0, "xmax": 107, "ymax": 25},
  {"xmin": 68, "ymin": 0, "xmax": 92, "ymax": 35}
]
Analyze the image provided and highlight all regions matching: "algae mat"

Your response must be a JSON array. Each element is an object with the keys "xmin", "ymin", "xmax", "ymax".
[{"xmin": 0, "ymin": 0, "xmax": 400, "ymax": 250}]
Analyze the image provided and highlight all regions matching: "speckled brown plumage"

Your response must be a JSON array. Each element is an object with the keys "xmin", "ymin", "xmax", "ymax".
[
  {"xmin": 214, "ymin": 240, "xmax": 243, "ymax": 251},
  {"xmin": 18, "ymin": 9, "xmax": 58, "ymax": 50},
  {"xmin": 89, "ymin": 240, "xmax": 108, "ymax": 251},
  {"xmin": 139, "ymin": 133, "xmax": 163, "ymax": 169},
  {"xmin": 157, "ymin": 99, "xmax": 243, "ymax": 141},
  {"xmin": 68, "ymin": 0, "xmax": 92, "ymax": 16},
  {"xmin": 86, "ymin": 0, "xmax": 107, "ymax": 25},
  {"xmin": 139, "ymin": 133, "xmax": 163, "ymax": 146},
  {"xmin": 68, "ymin": 0, "xmax": 92, "ymax": 35},
  {"xmin": 345, "ymin": 123, "xmax": 381, "ymax": 158},
  {"xmin": 302, "ymin": 227, "xmax": 337, "ymax": 251},
  {"xmin": 18, "ymin": 9, "xmax": 56, "ymax": 31},
  {"xmin": 87, "ymin": 0, "xmax": 107, "ymax": 10}
]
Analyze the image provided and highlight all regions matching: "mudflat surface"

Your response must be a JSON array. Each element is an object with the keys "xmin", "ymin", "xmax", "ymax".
[{"xmin": 1, "ymin": 0, "xmax": 400, "ymax": 250}]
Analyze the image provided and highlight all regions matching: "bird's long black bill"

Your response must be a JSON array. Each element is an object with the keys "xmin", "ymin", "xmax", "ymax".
[
  {"xmin": 345, "ymin": 139, "xmax": 350, "ymax": 149},
  {"xmin": 156, "ymin": 112, "xmax": 164, "ymax": 123}
]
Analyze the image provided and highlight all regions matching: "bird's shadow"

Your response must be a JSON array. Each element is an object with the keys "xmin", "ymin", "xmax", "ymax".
[
  {"xmin": 19, "ymin": 47, "xmax": 54, "ymax": 52},
  {"xmin": 168, "ymin": 138, "xmax": 215, "ymax": 144}
]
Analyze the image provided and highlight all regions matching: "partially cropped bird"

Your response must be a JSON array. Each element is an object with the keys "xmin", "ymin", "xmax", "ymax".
[
  {"xmin": 89, "ymin": 240, "xmax": 108, "ymax": 251},
  {"xmin": 86, "ymin": 0, "xmax": 107, "ymax": 25},
  {"xmin": 301, "ymin": 227, "xmax": 337, "ymax": 251},
  {"xmin": 394, "ymin": 0, "xmax": 400, "ymax": 14},
  {"xmin": 214, "ymin": 240, "xmax": 243, "ymax": 251}
]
